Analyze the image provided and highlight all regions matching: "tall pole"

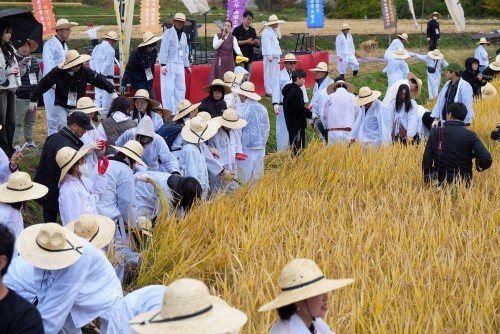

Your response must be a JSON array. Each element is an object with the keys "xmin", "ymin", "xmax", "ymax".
[{"xmin": 420, "ymin": 0, "xmax": 425, "ymax": 54}]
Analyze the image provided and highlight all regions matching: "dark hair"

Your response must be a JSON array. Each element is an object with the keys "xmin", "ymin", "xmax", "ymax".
[
  {"xmin": 291, "ymin": 68, "xmax": 307, "ymax": 82},
  {"xmin": 9, "ymin": 201, "xmax": 25, "ymax": 211},
  {"xmin": 210, "ymin": 85, "xmax": 225, "ymax": 99},
  {"xmin": 141, "ymin": 42, "xmax": 156, "ymax": 50},
  {"xmin": 395, "ymin": 84, "xmax": 412, "ymax": 113},
  {"xmin": 242, "ymin": 10, "xmax": 254, "ymax": 18},
  {"xmin": 277, "ymin": 304, "xmax": 297, "ymax": 320},
  {"xmin": 132, "ymin": 99, "xmax": 154, "ymax": 120},
  {"xmin": 224, "ymin": 20, "xmax": 233, "ymax": 27},
  {"xmin": 108, "ymin": 96, "xmax": 132, "ymax": 118},
  {"xmin": 0, "ymin": 22, "xmax": 15, "ymax": 67},
  {"xmin": 179, "ymin": 176, "xmax": 202, "ymax": 211},
  {"xmin": 0, "ymin": 225, "xmax": 15, "ymax": 276},
  {"xmin": 447, "ymin": 102, "xmax": 467, "ymax": 121}
]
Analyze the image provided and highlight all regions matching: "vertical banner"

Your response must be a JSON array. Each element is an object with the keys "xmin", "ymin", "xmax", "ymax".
[
  {"xmin": 380, "ymin": 0, "xmax": 397, "ymax": 29},
  {"xmin": 227, "ymin": 0, "xmax": 245, "ymax": 28},
  {"xmin": 141, "ymin": 0, "xmax": 160, "ymax": 33},
  {"xmin": 406, "ymin": 0, "xmax": 420, "ymax": 30},
  {"xmin": 114, "ymin": 0, "xmax": 135, "ymax": 76},
  {"xmin": 444, "ymin": 0, "xmax": 465, "ymax": 32},
  {"xmin": 307, "ymin": 0, "xmax": 324, "ymax": 28},
  {"xmin": 32, "ymin": 0, "xmax": 56, "ymax": 37}
]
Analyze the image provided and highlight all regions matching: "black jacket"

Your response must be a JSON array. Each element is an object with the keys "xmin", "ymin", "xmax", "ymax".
[
  {"xmin": 198, "ymin": 95, "xmax": 227, "ymax": 118},
  {"xmin": 461, "ymin": 57, "xmax": 486, "ymax": 98},
  {"xmin": 422, "ymin": 121, "xmax": 492, "ymax": 185},
  {"xmin": 426, "ymin": 19, "xmax": 440, "ymax": 39},
  {"xmin": 282, "ymin": 83, "xmax": 312, "ymax": 131},
  {"xmin": 121, "ymin": 47, "xmax": 157, "ymax": 89},
  {"xmin": 34, "ymin": 127, "xmax": 84, "ymax": 211},
  {"xmin": 15, "ymin": 54, "xmax": 40, "ymax": 99},
  {"xmin": 30, "ymin": 66, "xmax": 115, "ymax": 109}
]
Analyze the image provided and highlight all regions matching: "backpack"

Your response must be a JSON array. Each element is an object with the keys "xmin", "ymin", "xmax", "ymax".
[{"xmin": 157, "ymin": 122, "xmax": 183, "ymax": 150}]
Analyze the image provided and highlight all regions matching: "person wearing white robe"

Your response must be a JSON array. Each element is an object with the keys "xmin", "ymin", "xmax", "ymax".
[
  {"xmin": 159, "ymin": 13, "xmax": 190, "ymax": 113},
  {"xmin": 384, "ymin": 33, "xmax": 409, "ymax": 60},
  {"xmin": 261, "ymin": 15, "xmax": 284, "ymax": 96},
  {"xmin": 309, "ymin": 62, "xmax": 334, "ymax": 141},
  {"xmin": 336, "ymin": 23, "xmax": 359, "ymax": 77},
  {"xmin": 385, "ymin": 49, "xmax": 410, "ymax": 88},
  {"xmin": 134, "ymin": 171, "xmax": 173, "ymax": 219},
  {"xmin": 474, "ymin": 39, "xmax": 490, "ymax": 72},
  {"xmin": 269, "ymin": 313, "xmax": 334, "ymax": 334},
  {"xmin": 3, "ymin": 256, "xmax": 37, "ymax": 301},
  {"xmin": 411, "ymin": 49, "xmax": 449, "ymax": 100},
  {"xmin": 389, "ymin": 95, "xmax": 419, "ymax": 142}
]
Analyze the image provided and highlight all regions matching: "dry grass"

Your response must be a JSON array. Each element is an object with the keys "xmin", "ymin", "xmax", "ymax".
[{"xmin": 133, "ymin": 79, "xmax": 500, "ymax": 333}]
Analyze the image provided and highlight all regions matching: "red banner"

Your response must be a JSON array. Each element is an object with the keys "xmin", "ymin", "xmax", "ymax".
[
  {"xmin": 381, "ymin": 0, "xmax": 397, "ymax": 30},
  {"xmin": 32, "ymin": 0, "xmax": 56, "ymax": 37}
]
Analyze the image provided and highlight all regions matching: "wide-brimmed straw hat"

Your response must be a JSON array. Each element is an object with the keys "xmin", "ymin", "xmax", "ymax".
[
  {"xmin": 326, "ymin": 80, "xmax": 356, "ymax": 95},
  {"xmin": 16, "ymin": 39, "xmax": 38, "ymax": 52},
  {"xmin": 0, "ymin": 172, "xmax": 48, "ymax": 203},
  {"xmin": 181, "ymin": 116, "xmax": 220, "ymax": 144},
  {"xmin": 223, "ymin": 71, "xmax": 245, "ymax": 88},
  {"xmin": 397, "ymin": 33, "xmax": 408, "ymax": 41},
  {"xmin": 392, "ymin": 48, "xmax": 410, "ymax": 60},
  {"xmin": 340, "ymin": 23, "xmax": 351, "ymax": 30},
  {"xmin": 258, "ymin": 259, "xmax": 354, "ymax": 312},
  {"xmin": 233, "ymin": 81, "xmax": 261, "ymax": 101},
  {"xmin": 138, "ymin": 216, "xmax": 153, "ymax": 237},
  {"xmin": 202, "ymin": 79, "xmax": 232, "ymax": 95},
  {"xmin": 138, "ymin": 32, "xmax": 162, "ymax": 47},
  {"xmin": 309, "ymin": 61, "xmax": 330, "ymax": 72},
  {"xmin": 482, "ymin": 83, "xmax": 497, "ymax": 97},
  {"xmin": 66, "ymin": 214, "xmax": 115, "ymax": 249},
  {"xmin": 53, "ymin": 18, "xmax": 79, "ymax": 30},
  {"xmin": 56, "ymin": 146, "xmax": 91, "ymax": 183},
  {"xmin": 197, "ymin": 112, "xmax": 212, "ymax": 121},
  {"xmin": 352, "ymin": 86, "xmax": 382, "ymax": 107},
  {"xmin": 428, "ymin": 49, "xmax": 444, "ymax": 60},
  {"xmin": 264, "ymin": 14, "xmax": 285, "ymax": 26},
  {"xmin": 407, "ymin": 72, "xmax": 422, "ymax": 98},
  {"xmin": 103, "ymin": 31, "xmax": 119, "ymax": 41},
  {"xmin": 214, "ymin": 108, "xmax": 247, "ymax": 129},
  {"xmin": 58, "ymin": 50, "xmax": 91, "ymax": 70},
  {"xmin": 130, "ymin": 278, "xmax": 247, "ymax": 334},
  {"xmin": 173, "ymin": 99, "xmax": 201, "ymax": 121},
  {"xmin": 153, "ymin": 103, "xmax": 173, "ymax": 119},
  {"xmin": 278, "ymin": 53, "xmax": 301, "ymax": 64},
  {"xmin": 477, "ymin": 37, "xmax": 490, "ymax": 45},
  {"xmin": 111, "ymin": 140, "xmax": 147, "ymax": 167},
  {"xmin": 75, "ymin": 97, "xmax": 105, "ymax": 114},
  {"xmin": 429, "ymin": 11, "xmax": 441, "ymax": 19},
  {"xmin": 17, "ymin": 223, "xmax": 83, "ymax": 270},
  {"xmin": 167, "ymin": 13, "xmax": 192, "ymax": 26},
  {"xmin": 489, "ymin": 56, "xmax": 500, "ymax": 71},
  {"xmin": 130, "ymin": 89, "xmax": 160, "ymax": 108}
]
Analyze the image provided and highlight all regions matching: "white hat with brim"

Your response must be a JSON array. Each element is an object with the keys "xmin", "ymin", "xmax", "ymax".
[
  {"xmin": 167, "ymin": 13, "xmax": 192, "ymax": 26},
  {"xmin": 0, "ymin": 172, "xmax": 48, "ymax": 203},
  {"xmin": 489, "ymin": 59, "xmax": 500, "ymax": 71},
  {"xmin": 397, "ymin": 33, "xmax": 408, "ymax": 41},
  {"xmin": 173, "ymin": 100, "xmax": 201, "ymax": 121},
  {"xmin": 233, "ymin": 81, "xmax": 261, "ymax": 101},
  {"xmin": 202, "ymin": 79, "xmax": 232, "ymax": 95},
  {"xmin": 352, "ymin": 86, "xmax": 382, "ymax": 107},
  {"xmin": 130, "ymin": 278, "xmax": 247, "ymax": 334},
  {"xmin": 56, "ymin": 146, "xmax": 91, "ymax": 184},
  {"xmin": 66, "ymin": 214, "xmax": 116, "ymax": 249},
  {"xmin": 130, "ymin": 89, "xmax": 161, "ymax": 108},
  {"xmin": 75, "ymin": 97, "xmax": 106, "ymax": 114},
  {"xmin": 392, "ymin": 49, "xmax": 410, "ymax": 60},
  {"xmin": 477, "ymin": 37, "xmax": 490, "ymax": 45},
  {"xmin": 278, "ymin": 53, "xmax": 301, "ymax": 64},
  {"xmin": 407, "ymin": 72, "xmax": 422, "ymax": 99},
  {"xmin": 214, "ymin": 108, "xmax": 247, "ymax": 129},
  {"xmin": 17, "ymin": 223, "xmax": 83, "ymax": 270},
  {"xmin": 258, "ymin": 259, "xmax": 354, "ymax": 312},
  {"xmin": 326, "ymin": 80, "xmax": 356, "ymax": 95},
  {"xmin": 138, "ymin": 32, "xmax": 162, "ymax": 47},
  {"xmin": 181, "ymin": 116, "xmax": 220, "ymax": 144},
  {"xmin": 427, "ymin": 49, "xmax": 444, "ymax": 60},
  {"xmin": 482, "ymin": 83, "xmax": 497, "ymax": 97},
  {"xmin": 58, "ymin": 50, "xmax": 91, "ymax": 70},
  {"xmin": 103, "ymin": 31, "xmax": 119, "ymax": 41},
  {"xmin": 264, "ymin": 14, "xmax": 285, "ymax": 26},
  {"xmin": 53, "ymin": 19, "xmax": 79, "ymax": 30},
  {"xmin": 309, "ymin": 62, "xmax": 330, "ymax": 72},
  {"xmin": 111, "ymin": 140, "xmax": 147, "ymax": 167}
]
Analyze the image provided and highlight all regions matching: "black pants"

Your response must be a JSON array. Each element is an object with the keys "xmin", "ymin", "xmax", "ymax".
[
  {"xmin": 428, "ymin": 38, "xmax": 438, "ymax": 51},
  {"xmin": 289, "ymin": 128, "xmax": 305, "ymax": 157},
  {"xmin": 43, "ymin": 207, "xmax": 59, "ymax": 223},
  {"xmin": 0, "ymin": 89, "xmax": 16, "ymax": 157}
]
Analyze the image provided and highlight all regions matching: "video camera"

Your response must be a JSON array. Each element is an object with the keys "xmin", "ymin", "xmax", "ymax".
[
  {"xmin": 490, "ymin": 124, "xmax": 500, "ymax": 140},
  {"xmin": 482, "ymin": 74, "xmax": 494, "ymax": 82}
]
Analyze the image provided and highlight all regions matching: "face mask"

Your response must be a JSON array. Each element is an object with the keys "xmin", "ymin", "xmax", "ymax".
[
  {"xmin": 79, "ymin": 161, "xmax": 91, "ymax": 178},
  {"xmin": 433, "ymin": 16, "xmax": 437, "ymax": 20}
]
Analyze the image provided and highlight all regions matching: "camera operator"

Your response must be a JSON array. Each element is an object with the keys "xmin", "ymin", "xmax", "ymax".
[{"xmin": 461, "ymin": 57, "xmax": 487, "ymax": 99}]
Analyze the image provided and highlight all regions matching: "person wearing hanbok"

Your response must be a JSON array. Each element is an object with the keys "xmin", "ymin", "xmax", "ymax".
[
  {"xmin": 411, "ymin": 49, "xmax": 449, "ymax": 100},
  {"xmin": 389, "ymin": 84, "xmax": 419, "ymax": 144},
  {"xmin": 223, "ymin": 70, "xmax": 245, "ymax": 110},
  {"xmin": 474, "ymin": 38, "xmax": 490, "ymax": 73},
  {"xmin": 261, "ymin": 15, "xmax": 285, "ymax": 96},
  {"xmin": 385, "ymin": 49, "xmax": 410, "ymax": 88},
  {"xmin": 208, "ymin": 20, "xmax": 243, "ymax": 82},
  {"xmin": 309, "ymin": 62, "xmax": 334, "ymax": 141},
  {"xmin": 384, "ymin": 33, "xmax": 409, "ymax": 60},
  {"xmin": 336, "ymin": 23, "xmax": 359, "ymax": 78},
  {"xmin": 129, "ymin": 89, "xmax": 164, "ymax": 131}
]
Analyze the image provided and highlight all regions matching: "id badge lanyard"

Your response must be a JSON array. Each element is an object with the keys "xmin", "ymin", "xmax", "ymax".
[
  {"xmin": 67, "ymin": 77, "xmax": 77, "ymax": 107},
  {"xmin": 143, "ymin": 55, "xmax": 154, "ymax": 81},
  {"xmin": 28, "ymin": 64, "xmax": 38, "ymax": 85}
]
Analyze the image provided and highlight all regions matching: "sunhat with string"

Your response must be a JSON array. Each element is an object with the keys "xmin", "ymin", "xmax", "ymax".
[
  {"xmin": 181, "ymin": 116, "xmax": 220, "ymax": 144},
  {"xmin": 258, "ymin": 258, "xmax": 354, "ymax": 312},
  {"xmin": 53, "ymin": 18, "xmax": 79, "ymax": 30},
  {"xmin": 232, "ymin": 81, "xmax": 261, "ymax": 101},
  {"xmin": 223, "ymin": 71, "xmax": 245, "ymax": 88},
  {"xmin": 352, "ymin": 86, "xmax": 382, "ymax": 107},
  {"xmin": 65, "ymin": 214, "xmax": 116, "ymax": 249},
  {"xmin": 428, "ymin": 49, "xmax": 444, "ymax": 60},
  {"xmin": 58, "ymin": 50, "xmax": 91, "ymax": 70},
  {"xmin": 75, "ymin": 97, "xmax": 106, "ymax": 114},
  {"xmin": 202, "ymin": 79, "xmax": 232, "ymax": 95},
  {"xmin": 392, "ymin": 48, "xmax": 410, "ymax": 60},
  {"xmin": 167, "ymin": 13, "xmax": 192, "ymax": 26},
  {"xmin": 111, "ymin": 140, "xmax": 147, "ymax": 167},
  {"xmin": 0, "ymin": 172, "xmax": 48, "ymax": 203},
  {"xmin": 214, "ymin": 108, "xmax": 247, "ymax": 129},
  {"xmin": 16, "ymin": 223, "xmax": 84, "ymax": 270},
  {"xmin": 138, "ymin": 32, "xmax": 162, "ymax": 47},
  {"xmin": 130, "ymin": 278, "xmax": 247, "ymax": 334},
  {"xmin": 326, "ymin": 79, "xmax": 356, "ymax": 95},
  {"xmin": 130, "ymin": 89, "xmax": 160, "ymax": 108},
  {"xmin": 173, "ymin": 99, "xmax": 201, "ymax": 121},
  {"xmin": 56, "ymin": 146, "xmax": 91, "ymax": 183},
  {"xmin": 278, "ymin": 53, "xmax": 301, "ymax": 64},
  {"xmin": 263, "ymin": 14, "xmax": 286, "ymax": 26}
]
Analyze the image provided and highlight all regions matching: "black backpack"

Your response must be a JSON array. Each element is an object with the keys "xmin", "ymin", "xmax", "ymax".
[{"xmin": 157, "ymin": 122, "xmax": 183, "ymax": 150}]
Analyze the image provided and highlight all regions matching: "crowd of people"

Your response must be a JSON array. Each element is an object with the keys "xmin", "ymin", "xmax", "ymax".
[{"xmin": 0, "ymin": 8, "xmax": 498, "ymax": 333}]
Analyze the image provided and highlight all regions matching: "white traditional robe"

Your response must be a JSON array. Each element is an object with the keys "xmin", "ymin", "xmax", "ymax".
[
  {"xmin": 474, "ymin": 45, "xmax": 489, "ymax": 68},
  {"xmin": 90, "ymin": 40, "xmax": 116, "ymax": 117},
  {"xmin": 385, "ymin": 58, "xmax": 409, "ymax": 88},
  {"xmin": 135, "ymin": 170, "xmax": 173, "ymax": 219},
  {"xmin": 179, "ymin": 142, "xmax": 209, "ymax": 199},
  {"xmin": 0, "ymin": 202, "xmax": 23, "ymax": 254},
  {"xmin": 261, "ymin": 26, "xmax": 282, "ymax": 94},
  {"xmin": 413, "ymin": 54, "xmax": 448, "ymax": 100},
  {"xmin": 389, "ymin": 99, "xmax": 419, "ymax": 139},
  {"xmin": 322, "ymin": 87, "xmax": 359, "ymax": 144},
  {"xmin": 430, "ymin": 78, "xmax": 474, "ymax": 124},
  {"xmin": 269, "ymin": 314, "xmax": 334, "ymax": 334},
  {"xmin": 131, "ymin": 111, "xmax": 164, "ymax": 132},
  {"xmin": 0, "ymin": 148, "xmax": 12, "ymax": 183},
  {"xmin": 350, "ymin": 99, "xmax": 392, "ymax": 146},
  {"xmin": 336, "ymin": 32, "xmax": 359, "ymax": 74}
]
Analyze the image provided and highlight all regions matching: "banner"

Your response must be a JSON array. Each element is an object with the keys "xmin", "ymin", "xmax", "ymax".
[
  {"xmin": 406, "ymin": 0, "xmax": 420, "ymax": 30},
  {"xmin": 307, "ymin": 0, "xmax": 324, "ymax": 28},
  {"xmin": 114, "ymin": 0, "xmax": 135, "ymax": 76},
  {"xmin": 444, "ymin": 0, "xmax": 465, "ymax": 32},
  {"xmin": 380, "ymin": 0, "xmax": 397, "ymax": 29},
  {"xmin": 227, "ymin": 0, "xmax": 245, "ymax": 28},
  {"xmin": 141, "ymin": 0, "xmax": 160, "ymax": 33},
  {"xmin": 32, "ymin": 0, "xmax": 56, "ymax": 37}
]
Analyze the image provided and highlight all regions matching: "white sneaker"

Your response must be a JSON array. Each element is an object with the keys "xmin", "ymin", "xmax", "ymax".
[{"xmin": 26, "ymin": 142, "xmax": 37, "ymax": 150}]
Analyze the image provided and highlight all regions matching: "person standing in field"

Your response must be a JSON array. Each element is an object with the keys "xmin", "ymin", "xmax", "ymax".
[
  {"xmin": 411, "ymin": 49, "xmax": 449, "ymax": 100},
  {"xmin": 426, "ymin": 11, "xmax": 441, "ymax": 51},
  {"xmin": 336, "ymin": 23, "xmax": 359, "ymax": 79},
  {"xmin": 389, "ymin": 84, "xmax": 419, "ymax": 144},
  {"xmin": 384, "ymin": 33, "xmax": 409, "ymax": 60},
  {"xmin": 309, "ymin": 61, "xmax": 334, "ymax": 141},
  {"xmin": 385, "ymin": 49, "xmax": 410, "ymax": 88},
  {"xmin": 208, "ymin": 20, "xmax": 243, "ymax": 83},
  {"xmin": 474, "ymin": 38, "xmax": 490, "ymax": 73},
  {"xmin": 232, "ymin": 10, "xmax": 260, "ymax": 80},
  {"xmin": 261, "ymin": 14, "xmax": 285, "ymax": 96}
]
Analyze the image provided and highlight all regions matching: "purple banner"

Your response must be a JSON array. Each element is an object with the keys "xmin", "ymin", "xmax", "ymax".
[
  {"xmin": 381, "ymin": 0, "xmax": 397, "ymax": 29},
  {"xmin": 227, "ymin": 0, "xmax": 245, "ymax": 27}
]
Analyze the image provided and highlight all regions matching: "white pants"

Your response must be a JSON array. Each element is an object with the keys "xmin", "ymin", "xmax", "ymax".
[
  {"xmin": 427, "ymin": 72, "xmax": 440, "ymax": 100},
  {"xmin": 337, "ymin": 54, "xmax": 359, "ymax": 74},
  {"xmin": 263, "ymin": 56, "xmax": 280, "ymax": 95},
  {"xmin": 276, "ymin": 105, "xmax": 289, "ymax": 152},
  {"xmin": 160, "ymin": 62, "xmax": 185, "ymax": 114},
  {"xmin": 328, "ymin": 130, "xmax": 351, "ymax": 145},
  {"xmin": 43, "ymin": 89, "xmax": 58, "ymax": 136},
  {"xmin": 237, "ymin": 148, "xmax": 265, "ymax": 185},
  {"xmin": 94, "ymin": 79, "xmax": 113, "ymax": 118}
]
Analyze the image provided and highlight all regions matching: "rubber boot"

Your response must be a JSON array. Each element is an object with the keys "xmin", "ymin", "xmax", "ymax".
[{"xmin": 353, "ymin": 70, "xmax": 358, "ymax": 77}]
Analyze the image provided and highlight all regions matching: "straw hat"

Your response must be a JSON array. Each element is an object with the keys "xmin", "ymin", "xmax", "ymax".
[
  {"xmin": 17, "ymin": 39, "xmax": 38, "ymax": 53},
  {"xmin": 53, "ymin": 18, "xmax": 79, "ymax": 30},
  {"xmin": 223, "ymin": 71, "xmax": 241, "ymax": 88},
  {"xmin": 17, "ymin": 223, "xmax": 83, "ymax": 270},
  {"xmin": 326, "ymin": 80, "xmax": 356, "ymax": 95},
  {"xmin": 233, "ymin": 81, "xmax": 261, "ymax": 101},
  {"xmin": 138, "ymin": 32, "xmax": 162, "ymax": 47},
  {"xmin": 138, "ymin": 216, "xmax": 153, "ymax": 237},
  {"xmin": 197, "ymin": 112, "xmax": 212, "ymax": 121},
  {"xmin": 56, "ymin": 146, "xmax": 91, "ymax": 183},
  {"xmin": 489, "ymin": 56, "xmax": 500, "ymax": 71},
  {"xmin": 0, "ymin": 172, "xmax": 48, "ymax": 203},
  {"xmin": 153, "ymin": 103, "xmax": 173, "ymax": 119},
  {"xmin": 66, "ymin": 214, "xmax": 115, "ymax": 249},
  {"xmin": 309, "ymin": 62, "xmax": 330, "ymax": 72},
  {"xmin": 130, "ymin": 89, "xmax": 160, "ymax": 108},
  {"xmin": 278, "ymin": 53, "xmax": 301, "ymax": 64},
  {"xmin": 214, "ymin": 108, "xmax": 247, "ymax": 129},
  {"xmin": 428, "ymin": 49, "xmax": 444, "ymax": 60},
  {"xmin": 407, "ymin": 72, "xmax": 422, "ymax": 99},
  {"xmin": 477, "ymin": 37, "xmax": 490, "ymax": 45},
  {"xmin": 429, "ymin": 11, "xmax": 441, "ymax": 19},
  {"xmin": 181, "ymin": 116, "xmax": 220, "ymax": 144},
  {"xmin": 397, "ymin": 33, "xmax": 408, "ymax": 41},
  {"xmin": 392, "ymin": 48, "xmax": 409, "ymax": 60},
  {"xmin": 130, "ymin": 278, "xmax": 247, "ymax": 334},
  {"xmin": 202, "ymin": 79, "xmax": 232, "ymax": 95},
  {"xmin": 111, "ymin": 140, "xmax": 147, "ymax": 167},
  {"xmin": 264, "ymin": 14, "xmax": 286, "ymax": 26},
  {"xmin": 167, "ymin": 13, "xmax": 192, "ymax": 25},
  {"xmin": 173, "ymin": 99, "xmax": 201, "ymax": 121},
  {"xmin": 258, "ymin": 259, "xmax": 354, "ymax": 312},
  {"xmin": 340, "ymin": 23, "xmax": 351, "ymax": 30},
  {"xmin": 482, "ymin": 83, "xmax": 497, "ymax": 97},
  {"xmin": 75, "ymin": 97, "xmax": 105, "ymax": 114},
  {"xmin": 58, "ymin": 50, "xmax": 91, "ymax": 70},
  {"xmin": 352, "ymin": 86, "xmax": 382, "ymax": 107},
  {"xmin": 103, "ymin": 31, "xmax": 119, "ymax": 41}
]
